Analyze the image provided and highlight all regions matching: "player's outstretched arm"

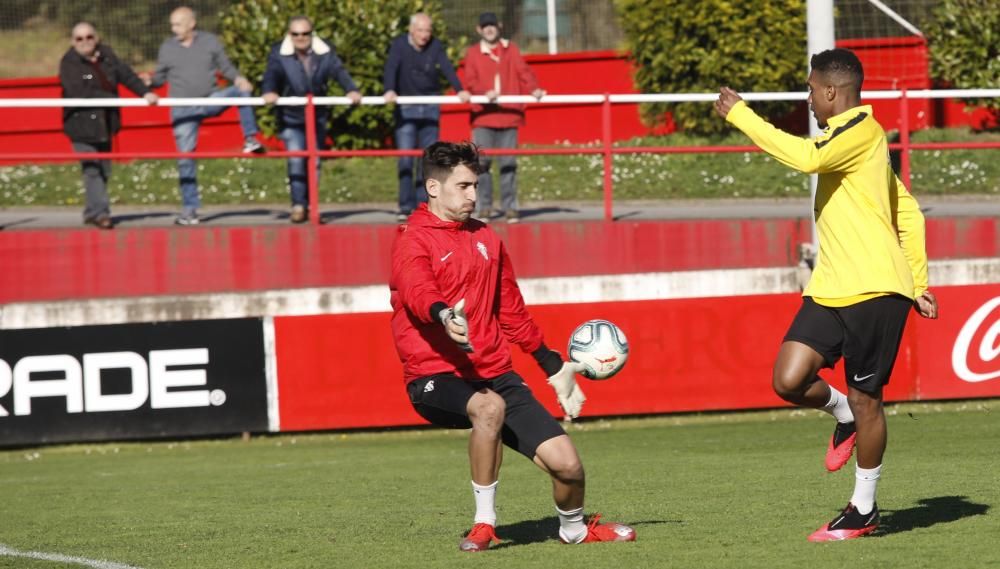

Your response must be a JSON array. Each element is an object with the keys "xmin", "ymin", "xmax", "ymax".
[{"xmin": 719, "ymin": 88, "xmax": 867, "ymax": 174}]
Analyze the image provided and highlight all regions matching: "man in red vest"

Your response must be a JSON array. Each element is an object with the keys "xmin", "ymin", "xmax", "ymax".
[{"xmin": 462, "ymin": 12, "xmax": 545, "ymax": 224}]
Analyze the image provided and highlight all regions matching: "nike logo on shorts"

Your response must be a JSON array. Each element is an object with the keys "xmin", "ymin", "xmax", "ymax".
[{"xmin": 853, "ymin": 373, "xmax": 876, "ymax": 382}]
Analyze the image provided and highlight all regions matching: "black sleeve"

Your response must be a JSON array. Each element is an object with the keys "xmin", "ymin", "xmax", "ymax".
[
  {"xmin": 429, "ymin": 301, "xmax": 449, "ymax": 323},
  {"xmin": 435, "ymin": 41, "xmax": 463, "ymax": 92},
  {"xmin": 383, "ymin": 38, "xmax": 401, "ymax": 92},
  {"xmin": 59, "ymin": 52, "xmax": 87, "ymax": 97},
  {"xmin": 328, "ymin": 50, "xmax": 359, "ymax": 93},
  {"xmin": 107, "ymin": 47, "xmax": 150, "ymax": 97},
  {"xmin": 532, "ymin": 343, "xmax": 564, "ymax": 377}
]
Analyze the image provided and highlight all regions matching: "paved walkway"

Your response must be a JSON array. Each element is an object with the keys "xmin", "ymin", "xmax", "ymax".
[{"xmin": 1, "ymin": 195, "xmax": 998, "ymax": 230}]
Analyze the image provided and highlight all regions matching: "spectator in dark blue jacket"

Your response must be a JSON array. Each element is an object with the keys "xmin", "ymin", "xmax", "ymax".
[
  {"xmin": 383, "ymin": 13, "xmax": 469, "ymax": 222},
  {"xmin": 262, "ymin": 15, "xmax": 361, "ymax": 223}
]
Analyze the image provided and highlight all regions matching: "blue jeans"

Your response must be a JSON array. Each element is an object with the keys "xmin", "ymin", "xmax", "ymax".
[
  {"xmin": 472, "ymin": 127, "xmax": 519, "ymax": 213},
  {"xmin": 171, "ymin": 86, "xmax": 259, "ymax": 211},
  {"xmin": 279, "ymin": 125, "xmax": 326, "ymax": 207},
  {"xmin": 395, "ymin": 118, "xmax": 439, "ymax": 213}
]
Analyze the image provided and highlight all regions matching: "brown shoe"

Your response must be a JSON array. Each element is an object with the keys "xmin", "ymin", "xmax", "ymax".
[
  {"xmin": 505, "ymin": 210, "xmax": 520, "ymax": 224},
  {"xmin": 290, "ymin": 205, "xmax": 307, "ymax": 223},
  {"xmin": 84, "ymin": 214, "xmax": 113, "ymax": 229}
]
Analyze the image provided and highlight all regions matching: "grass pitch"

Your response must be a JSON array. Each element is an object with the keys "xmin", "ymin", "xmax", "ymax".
[{"xmin": 0, "ymin": 401, "xmax": 996, "ymax": 569}]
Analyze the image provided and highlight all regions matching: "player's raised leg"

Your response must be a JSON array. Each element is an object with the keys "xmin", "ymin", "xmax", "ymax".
[
  {"xmin": 533, "ymin": 435, "xmax": 635, "ymax": 544},
  {"xmin": 773, "ymin": 341, "xmax": 857, "ymax": 471}
]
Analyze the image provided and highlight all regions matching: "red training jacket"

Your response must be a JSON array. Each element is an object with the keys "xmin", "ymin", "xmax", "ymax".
[
  {"xmin": 390, "ymin": 204, "xmax": 545, "ymax": 383},
  {"xmin": 462, "ymin": 38, "xmax": 540, "ymax": 129}
]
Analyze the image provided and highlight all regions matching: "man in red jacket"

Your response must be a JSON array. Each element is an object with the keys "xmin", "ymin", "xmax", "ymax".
[
  {"xmin": 390, "ymin": 141, "xmax": 635, "ymax": 552},
  {"xmin": 462, "ymin": 12, "xmax": 545, "ymax": 224}
]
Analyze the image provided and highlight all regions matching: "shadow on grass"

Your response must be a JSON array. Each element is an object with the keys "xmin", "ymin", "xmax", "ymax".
[
  {"xmin": 519, "ymin": 206, "xmax": 581, "ymax": 220},
  {"xmin": 492, "ymin": 515, "xmax": 682, "ymax": 548},
  {"xmin": 0, "ymin": 217, "xmax": 37, "ymax": 230},
  {"xmin": 877, "ymin": 495, "xmax": 989, "ymax": 536},
  {"xmin": 111, "ymin": 212, "xmax": 175, "ymax": 225},
  {"xmin": 200, "ymin": 209, "xmax": 283, "ymax": 223},
  {"xmin": 613, "ymin": 210, "xmax": 643, "ymax": 221},
  {"xmin": 320, "ymin": 208, "xmax": 395, "ymax": 224}
]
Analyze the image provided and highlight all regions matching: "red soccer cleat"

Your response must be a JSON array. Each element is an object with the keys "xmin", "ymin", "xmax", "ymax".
[
  {"xmin": 459, "ymin": 523, "xmax": 500, "ymax": 552},
  {"xmin": 825, "ymin": 421, "xmax": 857, "ymax": 472},
  {"xmin": 563, "ymin": 514, "xmax": 636, "ymax": 543},
  {"xmin": 808, "ymin": 502, "xmax": 879, "ymax": 542}
]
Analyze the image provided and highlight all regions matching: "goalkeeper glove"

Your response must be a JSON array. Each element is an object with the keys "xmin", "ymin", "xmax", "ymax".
[
  {"xmin": 533, "ymin": 345, "xmax": 586, "ymax": 419},
  {"xmin": 437, "ymin": 298, "xmax": 474, "ymax": 353}
]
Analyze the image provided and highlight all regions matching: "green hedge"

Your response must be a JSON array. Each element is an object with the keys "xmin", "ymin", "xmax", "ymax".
[
  {"xmin": 615, "ymin": 0, "xmax": 806, "ymax": 135},
  {"xmin": 220, "ymin": 0, "xmax": 465, "ymax": 149},
  {"xmin": 925, "ymin": 0, "xmax": 1000, "ymax": 115}
]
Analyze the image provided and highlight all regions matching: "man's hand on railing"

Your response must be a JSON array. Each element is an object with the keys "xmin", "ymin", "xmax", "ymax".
[
  {"xmin": 262, "ymin": 92, "xmax": 279, "ymax": 106},
  {"xmin": 234, "ymin": 76, "xmax": 253, "ymax": 93},
  {"xmin": 383, "ymin": 90, "xmax": 398, "ymax": 104},
  {"xmin": 457, "ymin": 90, "xmax": 471, "ymax": 103},
  {"xmin": 143, "ymin": 92, "xmax": 159, "ymax": 106},
  {"xmin": 484, "ymin": 90, "xmax": 499, "ymax": 103},
  {"xmin": 346, "ymin": 91, "xmax": 363, "ymax": 105},
  {"xmin": 531, "ymin": 88, "xmax": 546, "ymax": 100}
]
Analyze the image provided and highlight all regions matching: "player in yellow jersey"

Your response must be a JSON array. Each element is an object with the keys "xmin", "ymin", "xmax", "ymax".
[{"xmin": 714, "ymin": 48, "xmax": 938, "ymax": 541}]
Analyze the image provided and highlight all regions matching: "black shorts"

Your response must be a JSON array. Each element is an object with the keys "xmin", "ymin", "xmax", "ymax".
[
  {"xmin": 784, "ymin": 295, "xmax": 912, "ymax": 394},
  {"xmin": 406, "ymin": 372, "xmax": 566, "ymax": 459}
]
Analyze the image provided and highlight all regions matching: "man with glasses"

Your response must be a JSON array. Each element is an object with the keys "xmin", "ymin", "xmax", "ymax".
[
  {"xmin": 383, "ymin": 12, "xmax": 470, "ymax": 223},
  {"xmin": 59, "ymin": 21, "xmax": 158, "ymax": 229},
  {"xmin": 262, "ymin": 15, "xmax": 362, "ymax": 223},
  {"xmin": 146, "ymin": 6, "xmax": 264, "ymax": 225}
]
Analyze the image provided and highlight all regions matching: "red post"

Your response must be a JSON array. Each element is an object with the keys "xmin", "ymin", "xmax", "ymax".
[
  {"xmin": 305, "ymin": 94, "xmax": 320, "ymax": 225},
  {"xmin": 601, "ymin": 93, "xmax": 613, "ymax": 221},
  {"xmin": 899, "ymin": 88, "xmax": 911, "ymax": 189}
]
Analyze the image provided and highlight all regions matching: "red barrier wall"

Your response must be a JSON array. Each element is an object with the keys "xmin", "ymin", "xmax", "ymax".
[
  {"xmin": 1, "ymin": 44, "xmax": 995, "ymax": 163},
  {"xmin": 2, "ymin": 217, "xmax": 998, "ymax": 303},
  {"xmin": 272, "ymin": 284, "xmax": 1000, "ymax": 431}
]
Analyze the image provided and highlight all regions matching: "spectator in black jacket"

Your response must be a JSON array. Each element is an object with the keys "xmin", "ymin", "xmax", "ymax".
[
  {"xmin": 59, "ymin": 22, "xmax": 158, "ymax": 229},
  {"xmin": 383, "ymin": 13, "xmax": 469, "ymax": 222},
  {"xmin": 262, "ymin": 15, "xmax": 361, "ymax": 223}
]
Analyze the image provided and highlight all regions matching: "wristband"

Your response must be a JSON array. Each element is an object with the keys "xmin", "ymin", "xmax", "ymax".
[{"xmin": 532, "ymin": 343, "xmax": 564, "ymax": 377}]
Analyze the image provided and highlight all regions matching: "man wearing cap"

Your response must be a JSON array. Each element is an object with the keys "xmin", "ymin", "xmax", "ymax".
[{"xmin": 462, "ymin": 12, "xmax": 544, "ymax": 224}]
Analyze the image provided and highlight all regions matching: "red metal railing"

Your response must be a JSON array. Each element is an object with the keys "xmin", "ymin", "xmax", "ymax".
[{"xmin": 1, "ymin": 90, "xmax": 998, "ymax": 225}]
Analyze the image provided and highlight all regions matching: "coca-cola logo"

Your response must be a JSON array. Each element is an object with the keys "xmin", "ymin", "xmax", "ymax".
[{"xmin": 952, "ymin": 296, "xmax": 1000, "ymax": 383}]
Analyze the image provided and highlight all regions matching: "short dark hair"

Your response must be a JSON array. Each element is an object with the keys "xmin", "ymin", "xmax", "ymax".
[
  {"xmin": 810, "ymin": 48, "xmax": 864, "ymax": 94},
  {"xmin": 423, "ymin": 141, "xmax": 481, "ymax": 184}
]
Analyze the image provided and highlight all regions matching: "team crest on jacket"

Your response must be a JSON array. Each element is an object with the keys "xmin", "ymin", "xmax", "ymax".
[{"xmin": 477, "ymin": 241, "xmax": 489, "ymax": 260}]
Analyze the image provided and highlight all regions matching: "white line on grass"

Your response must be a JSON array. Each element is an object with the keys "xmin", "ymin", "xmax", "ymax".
[{"xmin": 0, "ymin": 544, "xmax": 145, "ymax": 569}]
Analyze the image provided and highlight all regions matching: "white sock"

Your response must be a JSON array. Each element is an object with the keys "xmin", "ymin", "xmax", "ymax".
[
  {"xmin": 472, "ymin": 480, "xmax": 498, "ymax": 526},
  {"xmin": 851, "ymin": 465, "xmax": 881, "ymax": 514},
  {"xmin": 822, "ymin": 386, "xmax": 854, "ymax": 423},
  {"xmin": 557, "ymin": 506, "xmax": 587, "ymax": 544}
]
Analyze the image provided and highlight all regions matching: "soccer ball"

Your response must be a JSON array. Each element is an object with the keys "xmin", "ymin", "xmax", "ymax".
[{"xmin": 567, "ymin": 319, "xmax": 629, "ymax": 380}]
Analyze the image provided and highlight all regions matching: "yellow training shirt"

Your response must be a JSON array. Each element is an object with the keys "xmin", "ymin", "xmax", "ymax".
[{"xmin": 726, "ymin": 101, "xmax": 928, "ymax": 305}]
